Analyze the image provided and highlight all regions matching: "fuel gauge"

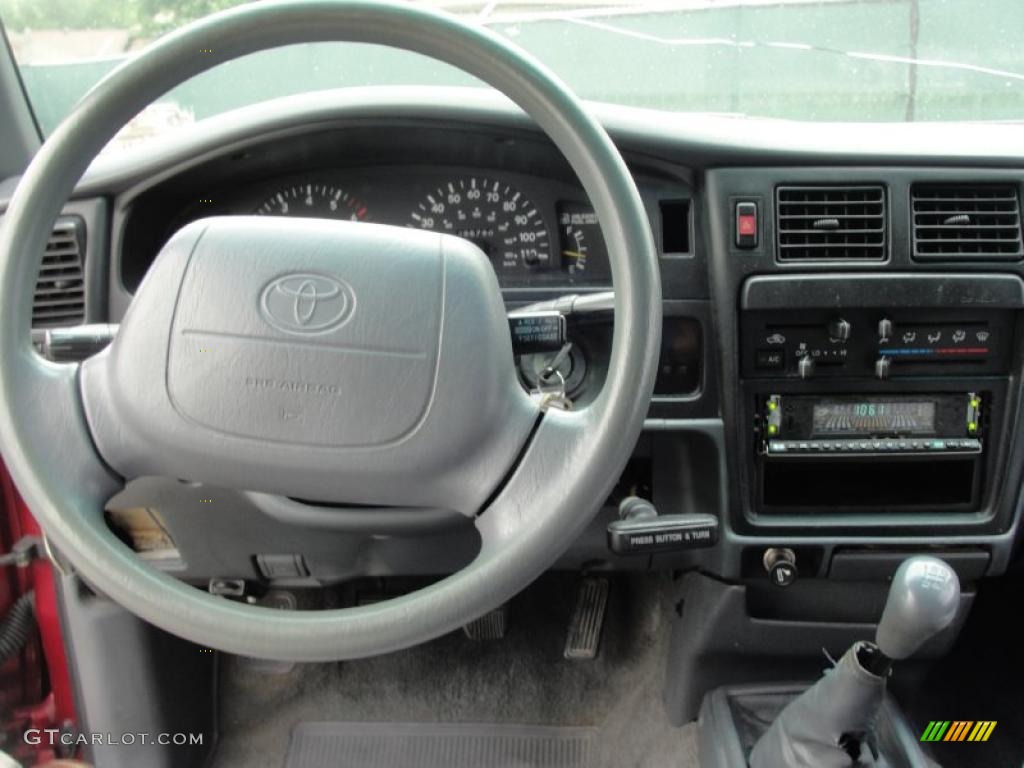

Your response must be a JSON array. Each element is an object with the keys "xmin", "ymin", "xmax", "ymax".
[{"xmin": 557, "ymin": 202, "xmax": 610, "ymax": 283}]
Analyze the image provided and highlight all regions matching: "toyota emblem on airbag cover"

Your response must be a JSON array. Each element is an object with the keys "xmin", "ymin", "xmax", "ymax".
[{"xmin": 260, "ymin": 273, "xmax": 355, "ymax": 334}]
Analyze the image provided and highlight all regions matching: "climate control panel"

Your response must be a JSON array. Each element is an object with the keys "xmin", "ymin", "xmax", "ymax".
[{"xmin": 742, "ymin": 308, "xmax": 1014, "ymax": 379}]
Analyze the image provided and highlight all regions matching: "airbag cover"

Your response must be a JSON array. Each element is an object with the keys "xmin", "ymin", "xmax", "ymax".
[
  {"xmin": 81, "ymin": 217, "xmax": 537, "ymax": 513},
  {"xmin": 167, "ymin": 220, "xmax": 440, "ymax": 446}
]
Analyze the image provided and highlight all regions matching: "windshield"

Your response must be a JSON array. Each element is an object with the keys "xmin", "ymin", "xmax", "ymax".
[{"xmin": 3, "ymin": 0, "xmax": 1024, "ymax": 151}]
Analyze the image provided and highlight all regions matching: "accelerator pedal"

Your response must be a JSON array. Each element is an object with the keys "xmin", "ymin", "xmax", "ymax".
[{"xmin": 564, "ymin": 576, "xmax": 609, "ymax": 660}]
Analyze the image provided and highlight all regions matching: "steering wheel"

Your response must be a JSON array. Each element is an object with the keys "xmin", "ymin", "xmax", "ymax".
[{"xmin": 0, "ymin": 0, "xmax": 660, "ymax": 660}]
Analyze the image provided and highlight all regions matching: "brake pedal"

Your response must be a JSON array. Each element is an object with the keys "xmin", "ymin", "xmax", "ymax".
[
  {"xmin": 564, "ymin": 576, "xmax": 609, "ymax": 660},
  {"xmin": 463, "ymin": 603, "xmax": 508, "ymax": 640}
]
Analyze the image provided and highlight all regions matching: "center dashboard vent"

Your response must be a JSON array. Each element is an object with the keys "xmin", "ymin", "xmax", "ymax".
[
  {"xmin": 33, "ymin": 216, "xmax": 86, "ymax": 328},
  {"xmin": 912, "ymin": 184, "xmax": 1023, "ymax": 261},
  {"xmin": 776, "ymin": 185, "xmax": 886, "ymax": 261}
]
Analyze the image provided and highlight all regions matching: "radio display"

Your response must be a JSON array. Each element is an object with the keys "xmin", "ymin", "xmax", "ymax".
[{"xmin": 812, "ymin": 401, "xmax": 936, "ymax": 435}]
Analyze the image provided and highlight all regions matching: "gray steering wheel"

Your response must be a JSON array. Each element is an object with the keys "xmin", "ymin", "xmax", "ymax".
[{"xmin": 0, "ymin": 0, "xmax": 660, "ymax": 660}]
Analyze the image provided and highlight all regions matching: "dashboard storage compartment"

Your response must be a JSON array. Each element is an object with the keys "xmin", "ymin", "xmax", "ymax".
[{"xmin": 761, "ymin": 456, "xmax": 978, "ymax": 511}]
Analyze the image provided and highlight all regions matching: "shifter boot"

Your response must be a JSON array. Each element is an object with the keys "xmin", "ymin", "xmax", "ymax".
[{"xmin": 749, "ymin": 642, "xmax": 886, "ymax": 768}]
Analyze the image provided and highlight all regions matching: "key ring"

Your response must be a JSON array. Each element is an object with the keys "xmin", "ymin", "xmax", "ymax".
[{"xmin": 532, "ymin": 369, "xmax": 573, "ymax": 411}]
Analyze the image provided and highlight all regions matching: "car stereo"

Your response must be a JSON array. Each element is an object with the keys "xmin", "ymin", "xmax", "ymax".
[{"xmin": 760, "ymin": 393, "xmax": 983, "ymax": 458}]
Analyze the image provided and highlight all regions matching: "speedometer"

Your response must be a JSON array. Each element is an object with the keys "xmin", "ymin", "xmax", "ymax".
[
  {"xmin": 409, "ymin": 176, "xmax": 550, "ymax": 273},
  {"xmin": 256, "ymin": 183, "xmax": 368, "ymax": 221}
]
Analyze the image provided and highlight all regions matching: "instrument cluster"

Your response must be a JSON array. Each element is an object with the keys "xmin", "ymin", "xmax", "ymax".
[{"xmin": 228, "ymin": 169, "xmax": 611, "ymax": 287}]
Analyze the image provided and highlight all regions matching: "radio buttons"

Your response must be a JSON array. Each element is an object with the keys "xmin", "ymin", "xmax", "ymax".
[{"xmin": 765, "ymin": 438, "xmax": 981, "ymax": 456}]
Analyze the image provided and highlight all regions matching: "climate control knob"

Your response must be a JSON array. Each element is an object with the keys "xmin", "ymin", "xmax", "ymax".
[
  {"xmin": 797, "ymin": 356, "xmax": 815, "ymax": 380},
  {"xmin": 878, "ymin": 317, "xmax": 894, "ymax": 342},
  {"xmin": 875, "ymin": 356, "xmax": 892, "ymax": 380},
  {"xmin": 827, "ymin": 317, "xmax": 852, "ymax": 342}
]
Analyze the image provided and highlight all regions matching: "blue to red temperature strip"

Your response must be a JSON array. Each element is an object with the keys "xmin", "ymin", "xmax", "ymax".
[{"xmin": 879, "ymin": 347, "xmax": 989, "ymax": 357}]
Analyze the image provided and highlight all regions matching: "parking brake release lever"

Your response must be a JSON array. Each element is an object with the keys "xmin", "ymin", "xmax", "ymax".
[{"xmin": 606, "ymin": 497, "xmax": 719, "ymax": 555}]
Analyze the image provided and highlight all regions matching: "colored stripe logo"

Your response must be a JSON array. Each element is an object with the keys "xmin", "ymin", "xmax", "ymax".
[{"xmin": 921, "ymin": 721, "xmax": 997, "ymax": 742}]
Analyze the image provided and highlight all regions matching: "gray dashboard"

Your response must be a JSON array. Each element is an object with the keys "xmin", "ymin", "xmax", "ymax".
[{"xmin": 4, "ymin": 85, "xmax": 1024, "ymax": 587}]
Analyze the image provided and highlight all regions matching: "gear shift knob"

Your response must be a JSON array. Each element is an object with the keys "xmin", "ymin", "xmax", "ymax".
[
  {"xmin": 749, "ymin": 555, "xmax": 960, "ymax": 767},
  {"xmin": 876, "ymin": 556, "xmax": 960, "ymax": 660}
]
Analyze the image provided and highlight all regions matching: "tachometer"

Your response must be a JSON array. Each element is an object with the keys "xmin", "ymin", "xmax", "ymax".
[
  {"xmin": 409, "ymin": 176, "xmax": 550, "ymax": 273},
  {"xmin": 256, "ymin": 183, "xmax": 368, "ymax": 220}
]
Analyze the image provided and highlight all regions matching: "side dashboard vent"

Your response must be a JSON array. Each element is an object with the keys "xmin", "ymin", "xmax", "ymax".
[
  {"xmin": 912, "ymin": 184, "xmax": 1023, "ymax": 261},
  {"xmin": 33, "ymin": 216, "xmax": 86, "ymax": 328},
  {"xmin": 776, "ymin": 185, "xmax": 886, "ymax": 261}
]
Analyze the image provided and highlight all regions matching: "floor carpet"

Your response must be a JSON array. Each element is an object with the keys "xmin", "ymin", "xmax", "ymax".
[{"xmin": 212, "ymin": 573, "xmax": 699, "ymax": 768}]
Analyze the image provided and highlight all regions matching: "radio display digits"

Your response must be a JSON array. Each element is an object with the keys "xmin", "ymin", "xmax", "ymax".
[{"xmin": 812, "ymin": 401, "xmax": 937, "ymax": 435}]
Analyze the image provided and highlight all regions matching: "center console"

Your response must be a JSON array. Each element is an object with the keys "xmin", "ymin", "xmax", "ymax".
[
  {"xmin": 734, "ymin": 273, "xmax": 1022, "ymax": 530},
  {"xmin": 740, "ymin": 274, "xmax": 1020, "ymax": 518},
  {"xmin": 659, "ymin": 167, "xmax": 1024, "ymax": 732}
]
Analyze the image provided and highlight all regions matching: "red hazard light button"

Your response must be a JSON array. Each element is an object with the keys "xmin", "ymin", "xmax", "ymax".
[{"xmin": 736, "ymin": 201, "xmax": 758, "ymax": 248}]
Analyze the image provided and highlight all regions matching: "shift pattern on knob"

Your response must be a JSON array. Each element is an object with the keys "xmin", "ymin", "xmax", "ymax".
[{"xmin": 876, "ymin": 556, "xmax": 960, "ymax": 660}]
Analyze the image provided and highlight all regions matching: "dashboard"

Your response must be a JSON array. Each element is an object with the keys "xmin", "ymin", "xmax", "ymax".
[
  {"xmin": 5, "ymin": 75, "xmax": 1023, "ymax": 746},
  {"xmin": 4, "ymin": 86, "xmax": 1024, "ymax": 595}
]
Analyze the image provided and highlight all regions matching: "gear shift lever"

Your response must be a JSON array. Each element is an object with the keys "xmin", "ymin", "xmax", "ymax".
[
  {"xmin": 749, "ymin": 556, "xmax": 961, "ymax": 768},
  {"xmin": 876, "ymin": 556, "xmax": 960, "ymax": 661}
]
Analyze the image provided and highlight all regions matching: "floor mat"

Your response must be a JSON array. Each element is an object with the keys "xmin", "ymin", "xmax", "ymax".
[
  {"xmin": 285, "ymin": 722, "xmax": 596, "ymax": 768},
  {"xmin": 213, "ymin": 573, "xmax": 699, "ymax": 768}
]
